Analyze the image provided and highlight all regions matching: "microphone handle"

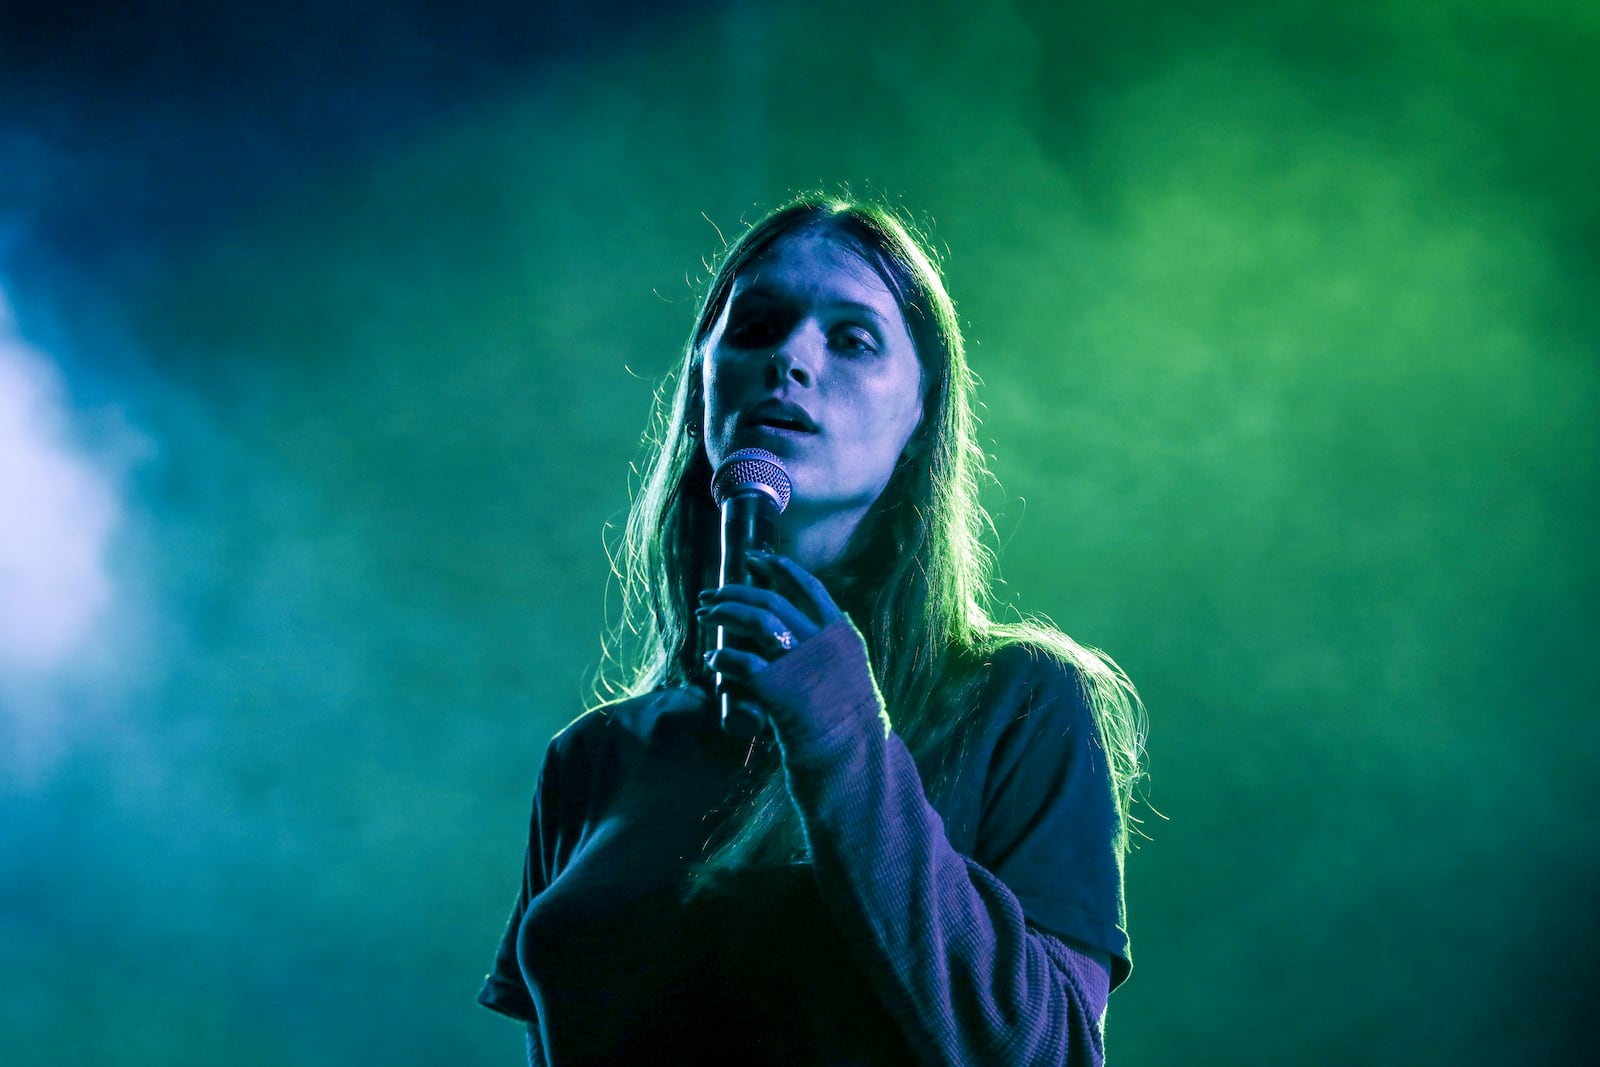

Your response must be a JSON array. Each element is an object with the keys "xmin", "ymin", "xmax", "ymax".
[{"xmin": 717, "ymin": 492, "xmax": 777, "ymax": 735}]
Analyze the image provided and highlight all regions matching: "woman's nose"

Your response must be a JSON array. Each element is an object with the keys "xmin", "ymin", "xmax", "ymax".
[{"xmin": 765, "ymin": 324, "xmax": 818, "ymax": 389}]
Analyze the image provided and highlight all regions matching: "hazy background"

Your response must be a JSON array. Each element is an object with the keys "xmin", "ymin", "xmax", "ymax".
[{"xmin": 3, "ymin": 1, "xmax": 1596, "ymax": 1063}]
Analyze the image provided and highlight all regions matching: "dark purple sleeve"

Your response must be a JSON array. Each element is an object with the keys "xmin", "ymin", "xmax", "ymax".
[{"xmin": 746, "ymin": 619, "xmax": 1116, "ymax": 1066}]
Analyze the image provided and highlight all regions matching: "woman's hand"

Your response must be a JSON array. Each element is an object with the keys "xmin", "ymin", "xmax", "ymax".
[
  {"xmin": 697, "ymin": 551, "xmax": 844, "ymax": 681},
  {"xmin": 700, "ymin": 552, "xmax": 888, "ymax": 755}
]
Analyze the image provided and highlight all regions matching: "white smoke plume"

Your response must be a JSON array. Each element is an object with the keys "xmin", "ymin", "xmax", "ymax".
[
  {"xmin": 0, "ymin": 293, "xmax": 118, "ymax": 668},
  {"xmin": 0, "ymin": 286, "xmax": 138, "ymax": 786}
]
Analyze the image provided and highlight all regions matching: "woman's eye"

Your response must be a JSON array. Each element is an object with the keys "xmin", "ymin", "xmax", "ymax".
[
  {"xmin": 726, "ymin": 315, "xmax": 779, "ymax": 347},
  {"xmin": 831, "ymin": 327, "xmax": 878, "ymax": 355}
]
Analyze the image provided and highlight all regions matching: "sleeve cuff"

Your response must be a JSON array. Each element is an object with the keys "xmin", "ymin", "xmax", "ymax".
[
  {"xmin": 477, "ymin": 971, "xmax": 536, "ymax": 1023},
  {"xmin": 744, "ymin": 616, "xmax": 890, "ymax": 757}
]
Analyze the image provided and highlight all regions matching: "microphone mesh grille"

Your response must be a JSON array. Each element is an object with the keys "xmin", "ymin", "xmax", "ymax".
[{"xmin": 710, "ymin": 448, "xmax": 792, "ymax": 512}]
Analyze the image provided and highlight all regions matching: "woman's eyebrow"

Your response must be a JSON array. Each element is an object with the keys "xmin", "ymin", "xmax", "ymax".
[
  {"xmin": 729, "ymin": 284, "xmax": 787, "ymax": 308},
  {"xmin": 733, "ymin": 283, "xmax": 890, "ymax": 325},
  {"xmin": 820, "ymin": 298, "xmax": 889, "ymax": 322}
]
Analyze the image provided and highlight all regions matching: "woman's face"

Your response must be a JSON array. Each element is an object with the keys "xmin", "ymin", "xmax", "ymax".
[{"xmin": 701, "ymin": 229, "xmax": 926, "ymax": 542}]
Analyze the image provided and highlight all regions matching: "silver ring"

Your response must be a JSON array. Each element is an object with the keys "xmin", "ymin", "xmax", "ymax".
[{"xmin": 772, "ymin": 629, "xmax": 795, "ymax": 652}]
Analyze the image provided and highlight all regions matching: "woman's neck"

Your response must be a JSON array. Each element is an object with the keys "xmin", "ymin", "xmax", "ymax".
[{"xmin": 774, "ymin": 502, "xmax": 874, "ymax": 575}]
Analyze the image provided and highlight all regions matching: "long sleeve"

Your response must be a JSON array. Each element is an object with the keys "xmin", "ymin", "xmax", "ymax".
[{"xmin": 746, "ymin": 619, "xmax": 1116, "ymax": 1066}]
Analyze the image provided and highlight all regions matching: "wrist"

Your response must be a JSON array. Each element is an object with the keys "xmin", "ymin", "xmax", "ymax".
[{"xmin": 744, "ymin": 616, "xmax": 888, "ymax": 754}]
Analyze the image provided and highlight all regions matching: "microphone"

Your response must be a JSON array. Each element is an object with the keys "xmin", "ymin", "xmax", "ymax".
[{"xmin": 709, "ymin": 447, "xmax": 792, "ymax": 735}]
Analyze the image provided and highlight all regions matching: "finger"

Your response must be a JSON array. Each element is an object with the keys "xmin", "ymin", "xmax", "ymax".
[
  {"xmin": 699, "ymin": 605, "xmax": 804, "ymax": 659},
  {"xmin": 697, "ymin": 600, "xmax": 815, "ymax": 647},
  {"xmin": 704, "ymin": 622, "xmax": 793, "ymax": 661},
  {"xmin": 699, "ymin": 584, "xmax": 818, "ymax": 634},
  {"xmin": 704, "ymin": 647, "xmax": 767, "ymax": 682},
  {"xmin": 748, "ymin": 552, "xmax": 844, "ymax": 623}
]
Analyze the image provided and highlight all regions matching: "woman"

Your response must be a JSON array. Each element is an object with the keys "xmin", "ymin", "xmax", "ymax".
[{"xmin": 479, "ymin": 195, "xmax": 1146, "ymax": 1065}]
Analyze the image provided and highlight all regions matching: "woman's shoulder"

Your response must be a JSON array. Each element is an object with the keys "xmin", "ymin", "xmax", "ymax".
[
  {"xmin": 982, "ymin": 622, "xmax": 1138, "ymax": 703},
  {"xmin": 962, "ymin": 627, "xmax": 1143, "ymax": 770},
  {"xmin": 547, "ymin": 685, "xmax": 715, "ymax": 758},
  {"xmin": 974, "ymin": 633, "xmax": 1095, "ymax": 720}
]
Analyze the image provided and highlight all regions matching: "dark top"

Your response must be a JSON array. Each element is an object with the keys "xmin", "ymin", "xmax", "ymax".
[{"xmin": 479, "ymin": 619, "xmax": 1129, "ymax": 1065}]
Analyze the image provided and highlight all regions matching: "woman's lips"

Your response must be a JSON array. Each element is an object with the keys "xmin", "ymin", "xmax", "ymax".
[
  {"xmin": 745, "ymin": 399, "xmax": 819, "ymax": 433},
  {"xmin": 750, "ymin": 421, "xmax": 815, "ymax": 439}
]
